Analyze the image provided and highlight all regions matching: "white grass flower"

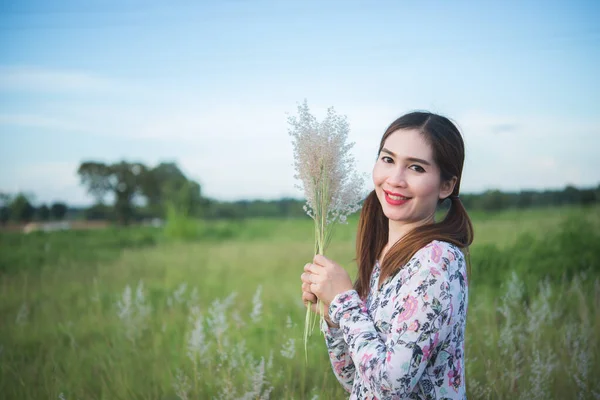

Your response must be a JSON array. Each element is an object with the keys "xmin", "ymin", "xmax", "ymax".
[
  {"xmin": 519, "ymin": 349, "xmax": 557, "ymax": 400},
  {"xmin": 15, "ymin": 302, "xmax": 29, "ymax": 325},
  {"xmin": 58, "ymin": 393, "xmax": 67, "ymax": 400},
  {"xmin": 187, "ymin": 312, "xmax": 208, "ymax": 365},
  {"xmin": 172, "ymin": 368, "xmax": 191, "ymax": 400},
  {"xmin": 173, "ymin": 282, "xmax": 187, "ymax": 303},
  {"xmin": 117, "ymin": 285, "xmax": 132, "ymax": 320},
  {"xmin": 288, "ymin": 100, "xmax": 365, "ymax": 254},
  {"xmin": 280, "ymin": 337, "xmax": 296, "ymax": 359},
  {"xmin": 188, "ymin": 287, "xmax": 199, "ymax": 307},
  {"xmin": 240, "ymin": 357, "xmax": 272, "ymax": 400},
  {"xmin": 266, "ymin": 350, "xmax": 274, "ymax": 370},
  {"xmin": 116, "ymin": 280, "xmax": 151, "ymax": 342},
  {"xmin": 232, "ymin": 310, "xmax": 246, "ymax": 329},
  {"xmin": 207, "ymin": 292, "xmax": 237, "ymax": 343},
  {"xmin": 526, "ymin": 278, "xmax": 555, "ymax": 341},
  {"xmin": 250, "ymin": 285, "xmax": 263, "ymax": 323},
  {"xmin": 288, "ymin": 100, "xmax": 365, "ymax": 361},
  {"xmin": 135, "ymin": 281, "xmax": 151, "ymax": 321},
  {"xmin": 497, "ymin": 272, "xmax": 525, "ymax": 391}
]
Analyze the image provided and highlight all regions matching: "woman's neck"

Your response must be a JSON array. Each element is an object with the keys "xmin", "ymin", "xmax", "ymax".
[{"xmin": 382, "ymin": 214, "xmax": 435, "ymax": 260}]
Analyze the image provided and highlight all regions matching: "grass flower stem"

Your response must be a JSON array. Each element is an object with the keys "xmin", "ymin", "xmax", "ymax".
[{"xmin": 288, "ymin": 100, "xmax": 365, "ymax": 363}]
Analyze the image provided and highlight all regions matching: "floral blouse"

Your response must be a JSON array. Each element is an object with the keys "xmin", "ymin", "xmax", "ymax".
[{"xmin": 321, "ymin": 240, "xmax": 468, "ymax": 400}]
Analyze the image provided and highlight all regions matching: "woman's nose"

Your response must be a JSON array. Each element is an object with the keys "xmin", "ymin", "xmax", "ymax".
[{"xmin": 386, "ymin": 168, "xmax": 407, "ymax": 187}]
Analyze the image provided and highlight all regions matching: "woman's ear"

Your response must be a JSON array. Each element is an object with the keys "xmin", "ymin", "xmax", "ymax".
[{"xmin": 439, "ymin": 176, "xmax": 458, "ymax": 199}]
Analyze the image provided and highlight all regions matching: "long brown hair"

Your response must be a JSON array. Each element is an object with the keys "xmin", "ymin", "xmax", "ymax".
[{"xmin": 354, "ymin": 112, "xmax": 474, "ymax": 299}]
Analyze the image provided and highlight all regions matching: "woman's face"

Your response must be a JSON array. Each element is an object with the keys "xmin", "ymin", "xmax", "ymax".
[{"xmin": 372, "ymin": 129, "xmax": 455, "ymax": 225}]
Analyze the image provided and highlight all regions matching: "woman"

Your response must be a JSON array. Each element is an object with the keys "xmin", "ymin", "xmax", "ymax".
[{"xmin": 301, "ymin": 112, "xmax": 473, "ymax": 399}]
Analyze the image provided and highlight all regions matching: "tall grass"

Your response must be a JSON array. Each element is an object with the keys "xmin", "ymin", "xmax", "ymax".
[{"xmin": 1, "ymin": 206, "xmax": 599, "ymax": 399}]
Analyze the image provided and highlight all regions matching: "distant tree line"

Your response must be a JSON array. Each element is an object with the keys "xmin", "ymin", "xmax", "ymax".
[
  {"xmin": 0, "ymin": 193, "xmax": 68, "ymax": 225},
  {"xmin": 1, "ymin": 160, "xmax": 598, "ymax": 226},
  {"xmin": 458, "ymin": 185, "xmax": 599, "ymax": 211}
]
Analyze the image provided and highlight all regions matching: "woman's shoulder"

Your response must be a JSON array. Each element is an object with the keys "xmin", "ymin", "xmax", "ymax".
[{"xmin": 410, "ymin": 240, "xmax": 466, "ymax": 268}]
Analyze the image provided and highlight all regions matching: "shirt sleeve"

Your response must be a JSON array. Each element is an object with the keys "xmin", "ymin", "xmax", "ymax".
[
  {"xmin": 320, "ymin": 318, "xmax": 355, "ymax": 393},
  {"xmin": 328, "ymin": 244, "xmax": 461, "ymax": 398}
]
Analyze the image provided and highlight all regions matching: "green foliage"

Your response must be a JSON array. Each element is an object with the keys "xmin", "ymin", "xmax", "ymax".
[
  {"xmin": 470, "ymin": 214, "xmax": 600, "ymax": 300},
  {"xmin": 36, "ymin": 204, "xmax": 50, "ymax": 221},
  {"xmin": 0, "ymin": 227, "xmax": 159, "ymax": 274},
  {"xmin": 77, "ymin": 160, "xmax": 204, "ymax": 225},
  {"xmin": 10, "ymin": 193, "xmax": 35, "ymax": 222},
  {"xmin": 163, "ymin": 203, "xmax": 200, "ymax": 241},
  {"xmin": 83, "ymin": 203, "xmax": 113, "ymax": 221},
  {"xmin": 50, "ymin": 202, "xmax": 68, "ymax": 220},
  {"xmin": 0, "ymin": 206, "xmax": 599, "ymax": 399}
]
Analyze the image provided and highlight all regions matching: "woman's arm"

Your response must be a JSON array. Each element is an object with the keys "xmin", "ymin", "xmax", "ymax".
[
  {"xmin": 328, "ymin": 243, "xmax": 466, "ymax": 398},
  {"xmin": 302, "ymin": 275, "xmax": 355, "ymax": 393},
  {"xmin": 321, "ymin": 319, "xmax": 355, "ymax": 393}
]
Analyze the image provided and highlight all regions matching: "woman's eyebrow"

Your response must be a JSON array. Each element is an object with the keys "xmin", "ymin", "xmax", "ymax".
[{"xmin": 381, "ymin": 148, "xmax": 431, "ymax": 166}]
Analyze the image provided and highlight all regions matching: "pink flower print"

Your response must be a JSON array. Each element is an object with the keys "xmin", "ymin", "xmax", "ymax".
[
  {"xmin": 448, "ymin": 250, "xmax": 455, "ymax": 262},
  {"xmin": 431, "ymin": 242, "xmax": 443, "ymax": 263},
  {"xmin": 423, "ymin": 332, "xmax": 439, "ymax": 359},
  {"xmin": 447, "ymin": 369, "xmax": 461, "ymax": 391},
  {"xmin": 386, "ymin": 349, "xmax": 393, "ymax": 363},
  {"xmin": 397, "ymin": 295, "xmax": 418, "ymax": 323},
  {"xmin": 447, "ymin": 359, "xmax": 462, "ymax": 391},
  {"xmin": 407, "ymin": 320, "xmax": 420, "ymax": 331},
  {"xmin": 430, "ymin": 267, "xmax": 441, "ymax": 276},
  {"xmin": 422, "ymin": 344, "xmax": 432, "ymax": 360},
  {"xmin": 333, "ymin": 358, "xmax": 346, "ymax": 375},
  {"xmin": 361, "ymin": 353, "xmax": 374, "ymax": 377}
]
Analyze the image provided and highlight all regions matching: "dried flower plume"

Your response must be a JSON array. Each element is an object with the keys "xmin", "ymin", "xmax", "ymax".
[
  {"xmin": 288, "ymin": 100, "xmax": 365, "ymax": 362},
  {"xmin": 288, "ymin": 100, "xmax": 365, "ymax": 255}
]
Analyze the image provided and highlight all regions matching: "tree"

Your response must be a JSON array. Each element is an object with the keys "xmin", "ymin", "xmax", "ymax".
[
  {"xmin": 84, "ymin": 203, "xmax": 113, "ymax": 221},
  {"xmin": 50, "ymin": 202, "xmax": 68, "ymax": 220},
  {"xmin": 10, "ymin": 194, "xmax": 35, "ymax": 222},
  {"xmin": 78, "ymin": 161, "xmax": 148, "ymax": 225},
  {"xmin": 0, "ymin": 193, "xmax": 11, "ymax": 225},
  {"xmin": 77, "ymin": 162, "xmax": 113, "ymax": 203},
  {"xmin": 140, "ymin": 162, "xmax": 198, "ymax": 217},
  {"xmin": 37, "ymin": 204, "xmax": 50, "ymax": 221},
  {"xmin": 479, "ymin": 190, "xmax": 509, "ymax": 211}
]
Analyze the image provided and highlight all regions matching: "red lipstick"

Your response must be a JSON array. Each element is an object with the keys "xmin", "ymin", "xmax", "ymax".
[{"xmin": 384, "ymin": 190, "xmax": 411, "ymax": 206}]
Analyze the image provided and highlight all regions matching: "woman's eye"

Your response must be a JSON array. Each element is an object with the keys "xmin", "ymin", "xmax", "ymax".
[
  {"xmin": 381, "ymin": 156, "xmax": 393, "ymax": 163},
  {"xmin": 410, "ymin": 165, "xmax": 426, "ymax": 173}
]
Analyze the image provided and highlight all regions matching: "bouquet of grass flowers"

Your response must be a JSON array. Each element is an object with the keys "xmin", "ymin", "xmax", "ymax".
[{"xmin": 288, "ymin": 100, "xmax": 365, "ymax": 361}]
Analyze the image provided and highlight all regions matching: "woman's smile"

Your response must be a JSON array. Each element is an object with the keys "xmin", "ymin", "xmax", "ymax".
[{"xmin": 383, "ymin": 190, "xmax": 412, "ymax": 205}]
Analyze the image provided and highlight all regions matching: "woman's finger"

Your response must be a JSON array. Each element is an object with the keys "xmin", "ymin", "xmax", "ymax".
[
  {"xmin": 300, "ymin": 272, "xmax": 311, "ymax": 284},
  {"xmin": 313, "ymin": 254, "xmax": 333, "ymax": 268},
  {"xmin": 304, "ymin": 263, "xmax": 323, "ymax": 274},
  {"xmin": 302, "ymin": 291, "xmax": 317, "ymax": 304}
]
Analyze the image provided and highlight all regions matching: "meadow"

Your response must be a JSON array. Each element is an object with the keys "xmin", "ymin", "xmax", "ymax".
[{"xmin": 1, "ymin": 205, "xmax": 599, "ymax": 399}]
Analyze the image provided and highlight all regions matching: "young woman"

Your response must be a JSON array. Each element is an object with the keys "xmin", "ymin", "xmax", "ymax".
[{"xmin": 301, "ymin": 112, "xmax": 473, "ymax": 399}]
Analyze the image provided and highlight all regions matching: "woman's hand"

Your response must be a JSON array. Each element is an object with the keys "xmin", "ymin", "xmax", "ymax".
[
  {"xmin": 303, "ymin": 254, "xmax": 354, "ymax": 306},
  {"xmin": 301, "ymin": 279, "xmax": 339, "ymax": 328}
]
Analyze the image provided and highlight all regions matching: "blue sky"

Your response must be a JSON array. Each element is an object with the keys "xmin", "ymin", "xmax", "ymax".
[{"xmin": 1, "ymin": 0, "xmax": 599, "ymax": 205}]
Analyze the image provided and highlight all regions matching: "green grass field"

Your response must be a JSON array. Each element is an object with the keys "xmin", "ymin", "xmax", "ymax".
[{"xmin": 1, "ymin": 205, "xmax": 599, "ymax": 399}]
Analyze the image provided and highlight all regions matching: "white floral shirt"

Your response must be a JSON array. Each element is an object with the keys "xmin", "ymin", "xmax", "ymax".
[{"xmin": 321, "ymin": 240, "xmax": 468, "ymax": 399}]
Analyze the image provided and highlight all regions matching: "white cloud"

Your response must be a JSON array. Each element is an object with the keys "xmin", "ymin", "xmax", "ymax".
[
  {"xmin": 456, "ymin": 110, "xmax": 600, "ymax": 192},
  {"xmin": 0, "ymin": 66, "xmax": 126, "ymax": 94},
  {"xmin": 1, "ymin": 66, "xmax": 598, "ymax": 203}
]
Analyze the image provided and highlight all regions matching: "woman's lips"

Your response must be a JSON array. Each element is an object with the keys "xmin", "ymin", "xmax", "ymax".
[{"xmin": 384, "ymin": 191, "xmax": 412, "ymax": 206}]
